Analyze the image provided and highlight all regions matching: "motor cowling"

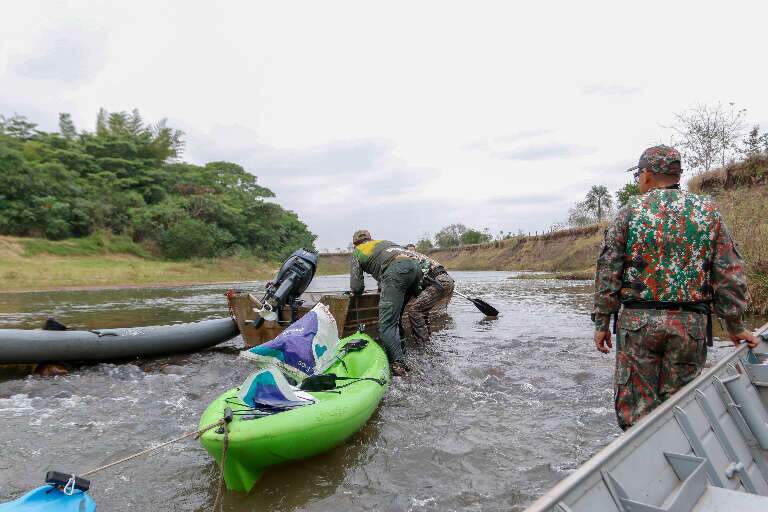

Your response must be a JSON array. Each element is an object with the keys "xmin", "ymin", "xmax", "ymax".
[{"xmin": 258, "ymin": 249, "xmax": 318, "ymax": 322}]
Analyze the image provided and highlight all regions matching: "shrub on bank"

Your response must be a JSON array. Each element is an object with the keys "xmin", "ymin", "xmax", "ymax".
[
  {"xmin": 158, "ymin": 219, "xmax": 235, "ymax": 260},
  {"xmin": 20, "ymin": 232, "xmax": 151, "ymax": 258}
]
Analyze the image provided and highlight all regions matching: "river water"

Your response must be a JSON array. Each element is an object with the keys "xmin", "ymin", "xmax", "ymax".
[{"xmin": 0, "ymin": 272, "xmax": 764, "ymax": 511}]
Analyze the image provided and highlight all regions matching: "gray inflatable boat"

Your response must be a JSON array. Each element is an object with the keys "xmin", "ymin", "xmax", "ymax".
[{"xmin": 0, "ymin": 318, "xmax": 239, "ymax": 363}]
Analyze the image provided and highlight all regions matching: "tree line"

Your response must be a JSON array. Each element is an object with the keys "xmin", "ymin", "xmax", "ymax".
[
  {"xmin": 412, "ymin": 224, "xmax": 512, "ymax": 251},
  {"xmin": 0, "ymin": 110, "xmax": 316, "ymax": 260}
]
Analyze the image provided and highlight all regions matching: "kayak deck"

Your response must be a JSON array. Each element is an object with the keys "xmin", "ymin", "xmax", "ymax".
[{"xmin": 199, "ymin": 332, "xmax": 390, "ymax": 492}]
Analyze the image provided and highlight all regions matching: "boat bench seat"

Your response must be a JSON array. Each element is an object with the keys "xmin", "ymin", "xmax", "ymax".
[{"xmin": 692, "ymin": 485, "xmax": 768, "ymax": 511}]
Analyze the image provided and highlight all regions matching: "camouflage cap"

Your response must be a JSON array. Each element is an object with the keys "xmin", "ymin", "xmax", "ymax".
[
  {"xmin": 352, "ymin": 230, "xmax": 371, "ymax": 245},
  {"xmin": 627, "ymin": 145, "xmax": 682, "ymax": 175}
]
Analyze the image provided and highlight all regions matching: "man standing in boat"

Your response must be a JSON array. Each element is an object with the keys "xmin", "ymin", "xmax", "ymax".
[
  {"xmin": 593, "ymin": 145, "xmax": 760, "ymax": 431},
  {"xmin": 350, "ymin": 230, "xmax": 421, "ymax": 376}
]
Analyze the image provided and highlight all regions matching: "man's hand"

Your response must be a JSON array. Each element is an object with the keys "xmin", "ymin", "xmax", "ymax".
[
  {"xmin": 729, "ymin": 330, "xmax": 761, "ymax": 349},
  {"xmin": 595, "ymin": 330, "xmax": 613, "ymax": 353}
]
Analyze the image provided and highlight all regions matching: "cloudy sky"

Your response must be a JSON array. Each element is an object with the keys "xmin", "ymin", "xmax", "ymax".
[{"xmin": 2, "ymin": 1, "xmax": 767, "ymax": 250}]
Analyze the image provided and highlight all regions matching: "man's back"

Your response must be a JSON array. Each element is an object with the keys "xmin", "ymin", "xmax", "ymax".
[
  {"xmin": 350, "ymin": 240, "xmax": 409, "ymax": 293},
  {"xmin": 621, "ymin": 188, "xmax": 720, "ymax": 304},
  {"xmin": 593, "ymin": 144, "xmax": 757, "ymax": 430}
]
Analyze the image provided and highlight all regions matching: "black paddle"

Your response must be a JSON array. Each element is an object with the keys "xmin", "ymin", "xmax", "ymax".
[
  {"xmin": 423, "ymin": 274, "xmax": 499, "ymax": 317},
  {"xmin": 453, "ymin": 290, "xmax": 499, "ymax": 317}
]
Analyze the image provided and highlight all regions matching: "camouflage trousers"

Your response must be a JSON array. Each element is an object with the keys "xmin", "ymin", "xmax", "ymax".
[
  {"xmin": 378, "ymin": 258, "xmax": 421, "ymax": 363},
  {"xmin": 614, "ymin": 308, "xmax": 707, "ymax": 431},
  {"xmin": 406, "ymin": 272, "xmax": 454, "ymax": 343}
]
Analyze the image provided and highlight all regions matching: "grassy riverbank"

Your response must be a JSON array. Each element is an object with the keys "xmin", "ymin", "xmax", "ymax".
[
  {"xmin": 689, "ymin": 155, "xmax": 768, "ymax": 314},
  {"xmin": 0, "ymin": 234, "xmax": 275, "ymax": 292}
]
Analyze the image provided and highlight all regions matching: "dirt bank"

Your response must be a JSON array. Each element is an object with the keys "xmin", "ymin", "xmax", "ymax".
[
  {"xmin": 319, "ymin": 157, "xmax": 768, "ymax": 315},
  {"xmin": 427, "ymin": 225, "xmax": 602, "ymax": 272},
  {"xmin": 318, "ymin": 226, "xmax": 602, "ymax": 276}
]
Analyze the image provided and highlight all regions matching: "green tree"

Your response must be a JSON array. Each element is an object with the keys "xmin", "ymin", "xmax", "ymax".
[
  {"xmin": 0, "ymin": 114, "xmax": 37, "ymax": 139},
  {"xmin": 460, "ymin": 228, "xmax": 492, "ymax": 245},
  {"xmin": 435, "ymin": 224, "xmax": 467, "ymax": 248},
  {"xmin": 415, "ymin": 236, "xmax": 433, "ymax": 252},
  {"xmin": 58, "ymin": 113, "xmax": 77, "ymax": 139},
  {"xmin": 159, "ymin": 218, "xmax": 234, "ymax": 260},
  {"xmin": 567, "ymin": 201, "xmax": 595, "ymax": 227},
  {"xmin": 742, "ymin": 124, "xmax": 768, "ymax": 157},
  {"xmin": 583, "ymin": 185, "xmax": 613, "ymax": 221},
  {"xmin": 616, "ymin": 182, "xmax": 640, "ymax": 207},
  {"xmin": 0, "ymin": 108, "xmax": 316, "ymax": 260}
]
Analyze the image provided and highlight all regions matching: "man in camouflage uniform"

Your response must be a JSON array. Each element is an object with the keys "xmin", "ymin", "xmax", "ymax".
[
  {"xmin": 350, "ymin": 230, "xmax": 422, "ymax": 376},
  {"xmin": 593, "ymin": 145, "xmax": 759, "ymax": 431},
  {"xmin": 403, "ymin": 248, "xmax": 455, "ymax": 343}
]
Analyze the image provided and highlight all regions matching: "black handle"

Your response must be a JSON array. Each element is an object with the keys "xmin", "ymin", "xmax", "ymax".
[{"xmin": 45, "ymin": 471, "xmax": 90, "ymax": 492}]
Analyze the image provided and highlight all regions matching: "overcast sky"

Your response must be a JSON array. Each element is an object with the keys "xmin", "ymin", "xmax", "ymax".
[{"xmin": 2, "ymin": 1, "xmax": 767, "ymax": 250}]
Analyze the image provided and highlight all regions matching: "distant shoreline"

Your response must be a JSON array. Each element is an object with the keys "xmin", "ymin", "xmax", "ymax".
[{"xmin": 0, "ymin": 279, "xmax": 264, "ymax": 295}]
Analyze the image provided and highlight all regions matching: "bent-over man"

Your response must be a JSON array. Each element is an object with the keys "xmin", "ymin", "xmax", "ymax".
[
  {"xmin": 350, "ymin": 230, "xmax": 421, "ymax": 376},
  {"xmin": 404, "ymin": 249, "xmax": 454, "ymax": 343},
  {"xmin": 593, "ymin": 145, "xmax": 759, "ymax": 430}
]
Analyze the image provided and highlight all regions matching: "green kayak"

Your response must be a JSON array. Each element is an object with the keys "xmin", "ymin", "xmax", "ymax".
[{"xmin": 198, "ymin": 332, "xmax": 390, "ymax": 492}]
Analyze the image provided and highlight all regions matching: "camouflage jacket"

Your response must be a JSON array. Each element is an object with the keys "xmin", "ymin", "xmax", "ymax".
[
  {"xmin": 594, "ymin": 187, "xmax": 749, "ymax": 334},
  {"xmin": 350, "ymin": 240, "xmax": 415, "ymax": 294},
  {"xmin": 403, "ymin": 249, "xmax": 445, "ymax": 277}
]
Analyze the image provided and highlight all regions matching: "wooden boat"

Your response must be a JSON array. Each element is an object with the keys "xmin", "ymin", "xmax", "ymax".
[
  {"xmin": 525, "ymin": 322, "xmax": 768, "ymax": 512},
  {"xmin": 226, "ymin": 289, "xmax": 451, "ymax": 348}
]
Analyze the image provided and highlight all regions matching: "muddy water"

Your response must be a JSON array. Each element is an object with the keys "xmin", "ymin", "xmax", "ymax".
[{"xmin": 0, "ymin": 272, "xmax": 763, "ymax": 511}]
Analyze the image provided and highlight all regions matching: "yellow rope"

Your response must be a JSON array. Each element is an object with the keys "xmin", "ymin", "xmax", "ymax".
[
  {"xmin": 80, "ymin": 419, "xmax": 225, "ymax": 478},
  {"xmin": 211, "ymin": 423, "xmax": 230, "ymax": 512}
]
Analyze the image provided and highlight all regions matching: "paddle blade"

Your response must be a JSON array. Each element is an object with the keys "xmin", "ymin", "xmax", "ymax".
[
  {"xmin": 471, "ymin": 298, "xmax": 499, "ymax": 317},
  {"xmin": 43, "ymin": 317, "xmax": 67, "ymax": 331}
]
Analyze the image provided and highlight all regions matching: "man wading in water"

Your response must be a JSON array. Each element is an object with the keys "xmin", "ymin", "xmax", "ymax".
[
  {"xmin": 402, "ymin": 248, "xmax": 455, "ymax": 344},
  {"xmin": 349, "ymin": 230, "xmax": 421, "ymax": 376},
  {"xmin": 593, "ymin": 145, "xmax": 759, "ymax": 431}
]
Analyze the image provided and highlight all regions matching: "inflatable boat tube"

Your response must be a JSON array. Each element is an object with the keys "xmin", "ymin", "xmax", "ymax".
[{"xmin": 0, "ymin": 318, "xmax": 239, "ymax": 363}]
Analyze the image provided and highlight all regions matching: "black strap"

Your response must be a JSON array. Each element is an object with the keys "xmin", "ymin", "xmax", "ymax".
[{"xmin": 299, "ymin": 373, "xmax": 385, "ymax": 392}]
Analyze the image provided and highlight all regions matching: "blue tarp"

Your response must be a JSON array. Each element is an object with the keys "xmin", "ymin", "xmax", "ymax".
[
  {"xmin": 240, "ymin": 303, "xmax": 340, "ymax": 382},
  {"xmin": 238, "ymin": 368, "xmax": 315, "ymax": 410}
]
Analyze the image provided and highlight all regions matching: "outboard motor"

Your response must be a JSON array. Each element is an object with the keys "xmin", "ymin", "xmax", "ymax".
[{"xmin": 255, "ymin": 249, "xmax": 318, "ymax": 326}]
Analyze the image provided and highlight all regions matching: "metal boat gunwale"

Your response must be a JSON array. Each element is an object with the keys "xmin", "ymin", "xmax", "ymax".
[{"xmin": 526, "ymin": 321, "xmax": 768, "ymax": 512}]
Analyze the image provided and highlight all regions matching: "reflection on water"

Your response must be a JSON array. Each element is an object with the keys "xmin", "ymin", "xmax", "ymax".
[{"xmin": 0, "ymin": 272, "xmax": 764, "ymax": 511}]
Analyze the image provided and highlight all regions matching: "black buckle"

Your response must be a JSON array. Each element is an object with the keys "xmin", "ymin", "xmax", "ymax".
[{"xmin": 45, "ymin": 471, "xmax": 90, "ymax": 493}]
